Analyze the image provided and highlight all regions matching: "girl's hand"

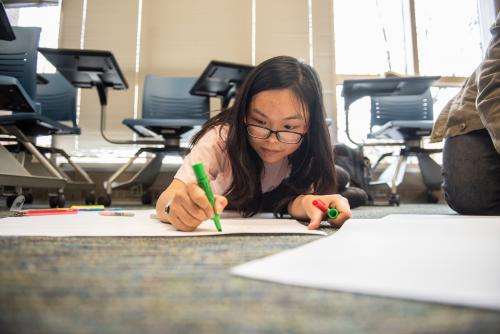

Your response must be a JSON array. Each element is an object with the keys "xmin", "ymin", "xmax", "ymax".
[
  {"xmin": 302, "ymin": 194, "xmax": 352, "ymax": 230},
  {"xmin": 156, "ymin": 180, "xmax": 228, "ymax": 232}
]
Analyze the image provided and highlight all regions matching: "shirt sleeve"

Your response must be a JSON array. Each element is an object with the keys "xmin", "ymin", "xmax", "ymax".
[
  {"xmin": 476, "ymin": 13, "xmax": 500, "ymax": 154},
  {"xmin": 174, "ymin": 126, "xmax": 228, "ymax": 184}
]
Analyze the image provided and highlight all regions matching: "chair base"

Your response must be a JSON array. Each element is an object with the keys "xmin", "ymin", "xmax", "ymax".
[
  {"xmin": 0, "ymin": 124, "xmax": 96, "ymax": 207},
  {"xmin": 100, "ymin": 146, "xmax": 183, "ymax": 207},
  {"xmin": 368, "ymin": 147, "xmax": 442, "ymax": 206},
  {"xmin": 0, "ymin": 146, "xmax": 66, "ymax": 189},
  {"xmin": 0, "ymin": 143, "xmax": 67, "ymax": 208}
]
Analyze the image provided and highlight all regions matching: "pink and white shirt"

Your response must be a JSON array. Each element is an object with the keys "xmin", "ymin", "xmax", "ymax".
[{"xmin": 174, "ymin": 125, "xmax": 291, "ymax": 195}]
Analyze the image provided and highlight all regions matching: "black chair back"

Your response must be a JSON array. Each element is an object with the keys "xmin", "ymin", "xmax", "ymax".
[
  {"xmin": 36, "ymin": 73, "xmax": 77, "ymax": 127},
  {"xmin": 370, "ymin": 90, "xmax": 433, "ymax": 128},
  {"xmin": 142, "ymin": 75, "xmax": 208, "ymax": 121}
]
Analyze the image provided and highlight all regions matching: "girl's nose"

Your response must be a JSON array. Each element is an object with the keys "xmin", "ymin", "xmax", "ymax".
[{"xmin": 267, "ymin": 132, "xmax": 280, "ymax": 144}]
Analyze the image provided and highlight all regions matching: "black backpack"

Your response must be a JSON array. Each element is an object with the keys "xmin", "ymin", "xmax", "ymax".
[{"xmin": 334, "ymin": 144, "xmax": 371, "ymax": 192}]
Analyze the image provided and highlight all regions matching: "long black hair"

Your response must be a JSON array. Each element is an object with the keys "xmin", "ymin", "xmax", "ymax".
[{"xmin": 190, "ymin": 55, "xmax": 336, "ymax": 216}]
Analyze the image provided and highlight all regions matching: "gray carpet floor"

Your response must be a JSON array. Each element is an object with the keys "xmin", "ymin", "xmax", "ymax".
[{"xmin": 1, "ymin": 203, "xmax": 499, "ymax": 334}]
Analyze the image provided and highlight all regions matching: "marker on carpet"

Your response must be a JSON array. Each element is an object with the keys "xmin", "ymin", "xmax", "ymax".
[
  {"xmin": 99, "ymin": 211, "xmax": 135, "ymax": 217},
  {"xmin": 71, "ymin": 205, "xmax": 105, "ymax": 211},
  {"xmin": 71, "ymin": 205, "xmax": 124, "ymax": 211},
  {"xmin": 16, "ymin": 208, "xmax": 78, "ymax": 216}
]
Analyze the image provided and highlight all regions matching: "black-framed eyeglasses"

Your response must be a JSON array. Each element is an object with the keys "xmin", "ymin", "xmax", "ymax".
[{"xmin": 245, "ymin": 124, "xmax": 305, "ymax": 144}]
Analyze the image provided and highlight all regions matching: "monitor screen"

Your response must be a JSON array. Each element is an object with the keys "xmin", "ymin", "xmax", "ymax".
[
  {"xmin": 38, "ymin": 48, "xmax": 128, "ymax": 90},
  {"xmin": 190, "ymin": 60, "xmax": 254, "ymax": 106}
]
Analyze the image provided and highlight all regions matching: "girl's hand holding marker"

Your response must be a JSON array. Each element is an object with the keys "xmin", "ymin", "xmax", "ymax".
[{"xmin": 304, "ymin": 195, "xmax": 351, "ymax": 229}]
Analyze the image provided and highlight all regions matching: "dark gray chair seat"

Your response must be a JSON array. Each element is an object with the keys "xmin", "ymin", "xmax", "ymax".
[{"xmin": 0, "ymin": 112, "xmax": 80, "ymax": 136}]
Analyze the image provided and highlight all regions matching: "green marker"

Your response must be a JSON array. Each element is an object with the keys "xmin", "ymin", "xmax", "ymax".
[
  {"xmin": 326, "ymin": 208, "xmax": 340, "ymax": 220},
  {"xmin": 192, "ymin": 162, "xmax": 222, "ymax": 232}
]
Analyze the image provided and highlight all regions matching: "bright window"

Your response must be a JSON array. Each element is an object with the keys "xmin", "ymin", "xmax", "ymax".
[
  {"xmin": 415, "ymin": 0, "xmax": 483, "ymax": 76},
  {"xmin": 333, "ymin": 0, "xmax": 483, "ymax": 76},
  {"xmin": 334, "ymin": 0, "xmax": 408, "ymax": 75},
  {"xmin": 6, "ymin": 3, "xmax": 62, "ymax": 73},
  {"xmin": 333, "ymin": 0, "xmax": 490, "ymax": 160}
]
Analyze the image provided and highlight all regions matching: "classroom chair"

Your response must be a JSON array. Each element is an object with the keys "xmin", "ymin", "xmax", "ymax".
[
  {"xmin": 0, "ymin": 26, "xmax": 64, "ymax": 207},
  {"xmin": 34, "ymin": 72, "xmax": 96, "ymax": 204},
  {"xmin": 0, "ymin": 27, "xmax": 94, "ymax": 208},
  {"xmin": 342, "ymin": 77, "xmax": 442, "ymax": 206},
  {"xmin": 98, "ymin": 75, "xmax": 209, "ymax": 206}
]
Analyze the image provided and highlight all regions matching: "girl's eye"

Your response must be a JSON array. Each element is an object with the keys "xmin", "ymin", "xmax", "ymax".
[
  {"xmin": 284, "ymin": 124, "xmax": 297, "ymax": 131},
  {"xmin": 253, "ymin": 118, "xmax": 266, "ymax": 125}
]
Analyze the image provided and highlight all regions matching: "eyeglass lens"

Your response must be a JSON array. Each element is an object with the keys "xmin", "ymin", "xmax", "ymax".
[{"xmin": 246, "ymin": 125, "xmax": 302, "ymax": 143}]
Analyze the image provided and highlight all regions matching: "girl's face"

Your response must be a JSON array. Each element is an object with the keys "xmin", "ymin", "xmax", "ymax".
[{"xmin": 246, "ymin": 88, "xmax": 308, "ymax": 164}]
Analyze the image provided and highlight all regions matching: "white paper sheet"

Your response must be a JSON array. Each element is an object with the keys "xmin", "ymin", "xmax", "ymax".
[
  {"xmin": 0, "ymin": 210, "xmax": 326, "ymax": 237},
  {"xmin": 231, "ymin": 214, "xmax": 500, "ymax": 311}
]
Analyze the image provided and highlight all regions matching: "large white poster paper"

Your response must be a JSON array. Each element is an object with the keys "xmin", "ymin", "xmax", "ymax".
[
  {"xmin": 0, "ymin": 210, "xmax": 326, "ymax": 237},
  {"xmin": 231, "ymin": 215, "xmax": 500, "ymax": 311}
]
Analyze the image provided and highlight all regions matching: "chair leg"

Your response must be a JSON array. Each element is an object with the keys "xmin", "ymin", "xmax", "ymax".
[
  {"xmin": 372, "ymin": 152, "xmax": 394, "ymax": 171},
  {"xmin": 20, "ymin": 139, "xmax": 66, "ymax": 180},
  {"xmin": 376, "ymin": 155, "xmax": 407, "ymax": 193},
  {"xmin": 104, "ymin": 150, "xmax": 143, "ymax": 195},
  {"xmin": 417, "ymin": 153, "xmax": 442, "ymax": 203},
  {"xmin": 44, "ymin": 147, "xmax": 94, "ymax": 185},
  {"xmin": 104, "ymin": 149, "xmax": 165, "ymax": 202},
  {"xmin": 126, "ymin": 152, "xmax": 165, "ymax": 187},
  {"xmin": 370, "ymin": 154, "xmax": 407, "ymax": 205}
]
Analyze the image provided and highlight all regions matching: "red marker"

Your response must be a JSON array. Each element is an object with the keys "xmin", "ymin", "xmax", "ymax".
[
  {"xmin": 312, "ymin": 199, "xmax": 339, "ymax": 219},
  {"xmin": 17, "ymin": 208, "xmax": 78, "ymax": 216}
]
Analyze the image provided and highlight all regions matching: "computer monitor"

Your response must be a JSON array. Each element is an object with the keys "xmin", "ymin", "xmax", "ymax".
[
  {"xmin": 0, "ymin": 2, "xmax": 15, "ymax": 41},
  {"xmin": 190, "ymin": 60, "xmax": 254, "ymax": 108},
  {"xmin": 38, "ymin": 48, "xmax": 128, "ymax": 106}
]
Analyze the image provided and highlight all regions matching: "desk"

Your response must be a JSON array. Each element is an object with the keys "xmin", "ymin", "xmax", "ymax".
[{"xmin": 0, "ymin": 204, "xmax": 499, "ymax": 333}]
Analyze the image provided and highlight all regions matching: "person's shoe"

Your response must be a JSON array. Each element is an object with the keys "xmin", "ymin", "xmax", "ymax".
[{"xmin": 340, "ymin": 187, "xmax": 368, "ymax": 208}]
